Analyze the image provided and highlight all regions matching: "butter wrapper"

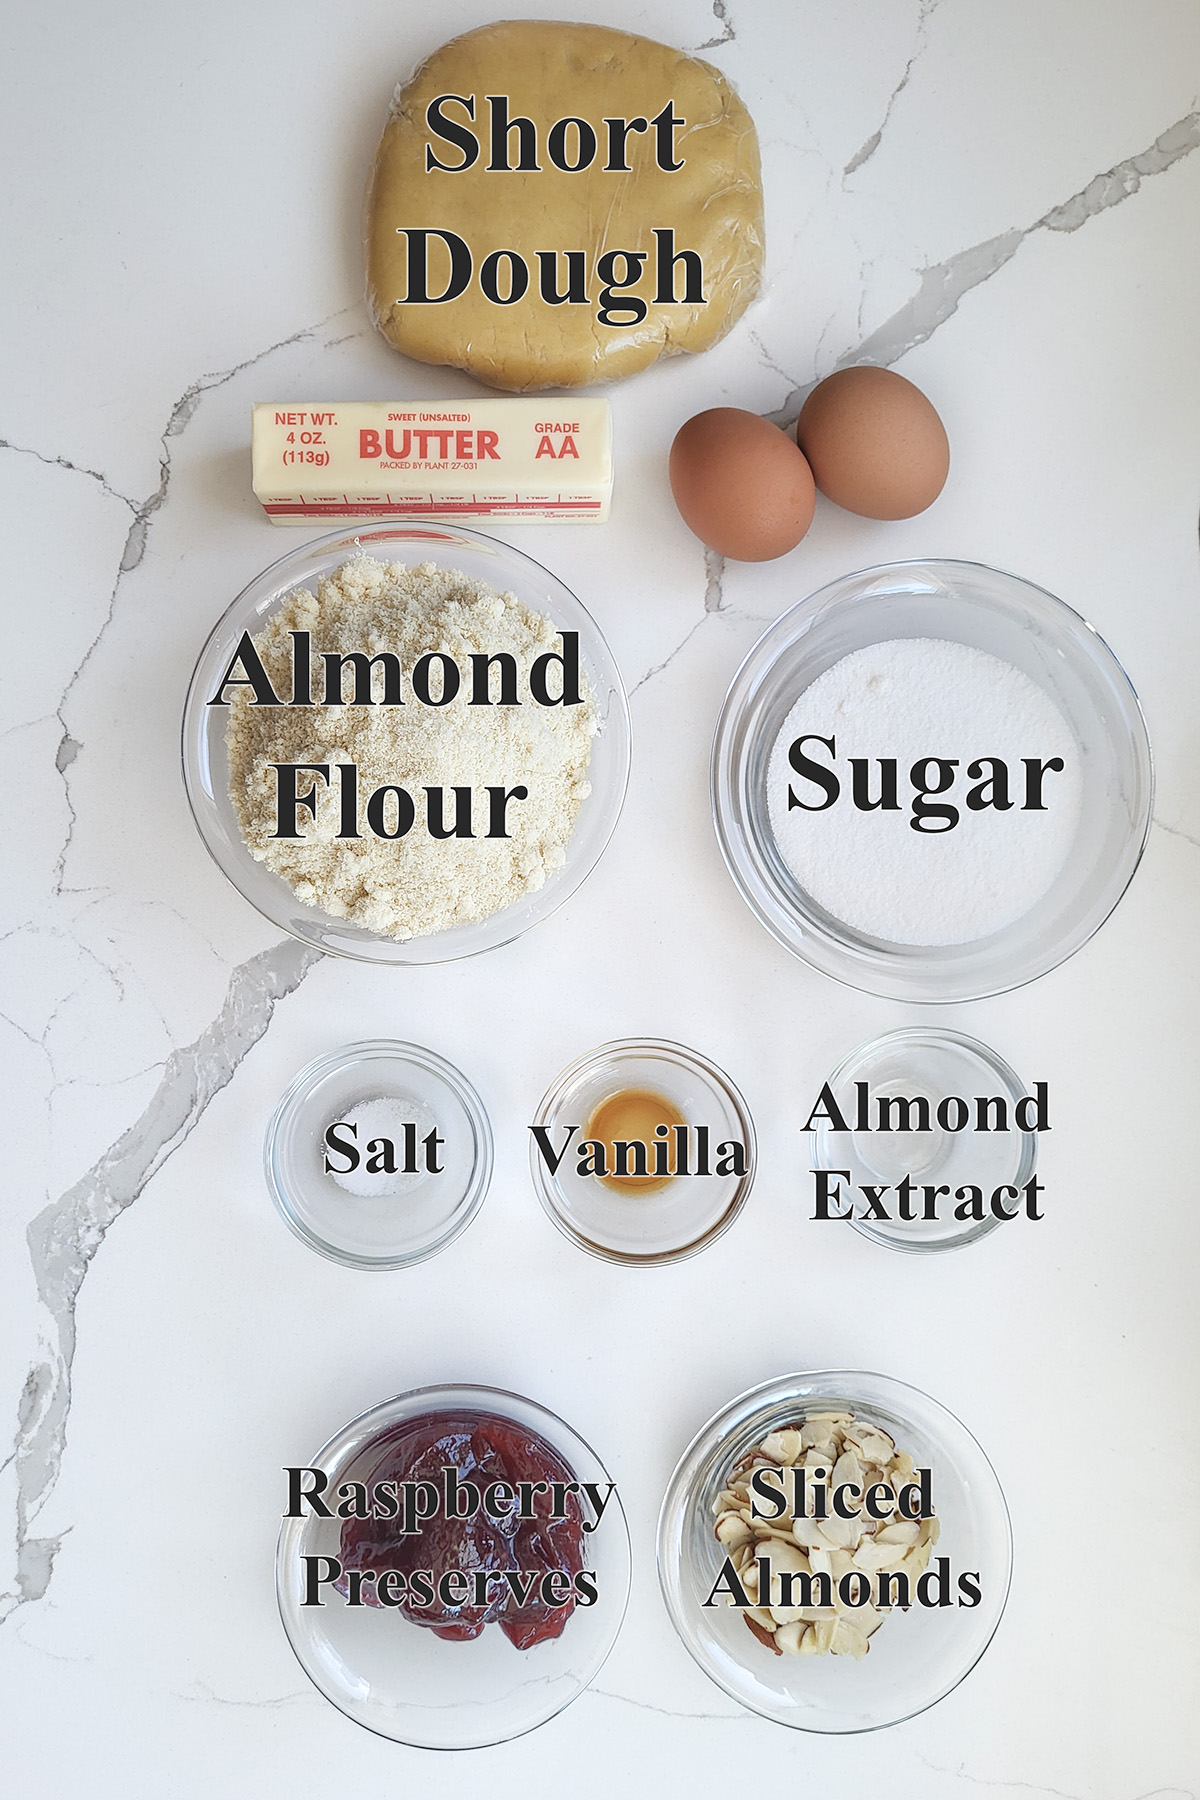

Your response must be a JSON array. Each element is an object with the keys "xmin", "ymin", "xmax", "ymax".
[{"xmin": 252, "ymin": 399, "xmax": 612, "ymax": 524}]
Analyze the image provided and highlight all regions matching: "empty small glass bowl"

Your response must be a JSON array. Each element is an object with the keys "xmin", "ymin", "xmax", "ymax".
[
  {"xmin": 658, "ymin": 1370, "xmax": 1012, "ymax": 1732},
  {"xmin": 711, "ymin": 560, "xmax": 1152, "ymax": 1001},
  {"xmin": 182, "ymin": 522, "xmax": 631, "ymax": 964},
  {"xmin": 277, "ymin": 1383, "xmax": 631, "ymax": 1748},
  {"xmin": 530, "ymin": 1039, "xmax": 756, "ymax": 1265},
  {"xmin": 264, "ymin": 1040, "xmax": 492, "ymax": 1269},
  {"xmin": 811, "ymin": 1028, "xmax": 1039, "ymax": 1253}
]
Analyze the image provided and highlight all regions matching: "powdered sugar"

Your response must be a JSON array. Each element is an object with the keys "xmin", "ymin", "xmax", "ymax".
[{"xmin": 766, "ymin": 638, "xmax": 1081, "ymax": 946}]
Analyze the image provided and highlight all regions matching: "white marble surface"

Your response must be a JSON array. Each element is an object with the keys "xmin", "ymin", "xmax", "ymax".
[{"xmin": 4, "ymin": 1, "xmax": 1200, "ymax": 1792}]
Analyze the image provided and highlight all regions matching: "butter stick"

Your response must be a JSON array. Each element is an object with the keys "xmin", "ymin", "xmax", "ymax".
[{"xmin": 252, "ymin": 399, "xmax": 612, "ymax": 524}]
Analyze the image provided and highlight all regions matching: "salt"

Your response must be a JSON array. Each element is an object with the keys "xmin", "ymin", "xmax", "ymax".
[
  {"xmin": 325, "ymin": 1092, "xmax": 439, "ymax": 1198},
  {"xmin": 766, "ymin": 638, "xmax": 1081, "ymax": 946}
]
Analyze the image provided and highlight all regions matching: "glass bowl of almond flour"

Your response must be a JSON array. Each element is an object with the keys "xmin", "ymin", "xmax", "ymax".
[
  {"xmin": 182, "ymin": 524, "xmax": 630, "ymax": 963},
  {"xmin": 711, "ymin": 560, "xmax": 1152, "ymax": 1001}
]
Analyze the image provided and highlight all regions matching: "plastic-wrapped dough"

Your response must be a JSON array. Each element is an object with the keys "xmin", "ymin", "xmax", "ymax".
[{"xmin": 366, "ymin": 21, "xmax": 764, "ymax": 392}]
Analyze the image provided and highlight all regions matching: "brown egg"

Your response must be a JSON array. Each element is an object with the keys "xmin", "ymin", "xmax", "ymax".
[
  {"xmin": 669, "ymin": 407, "xmax": 816, "ymax": 561},
  {"xmin": 796, "ymin": 367, "xmax": 949, "ymax": 520}
]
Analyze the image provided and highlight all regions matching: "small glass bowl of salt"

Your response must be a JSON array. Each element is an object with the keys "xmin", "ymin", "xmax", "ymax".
[
  {"xmin": 712, "ymin": 559, "xmax": 1153, "ymax": 1002},
  {"xmin": 264, "ymin": 1040, "xmax": 492, "ymax": 1269}
]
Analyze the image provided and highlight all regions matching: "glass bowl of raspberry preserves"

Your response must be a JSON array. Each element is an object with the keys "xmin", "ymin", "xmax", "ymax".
[{"xmin": 276, "ymin": 1383, "xmax": 631, "ymax": 1748}]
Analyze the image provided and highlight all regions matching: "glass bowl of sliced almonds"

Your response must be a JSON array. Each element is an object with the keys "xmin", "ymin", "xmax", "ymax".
[{"xmin": 657, "ymin": 1371, "xmax": 1011, "ymax": 1732}]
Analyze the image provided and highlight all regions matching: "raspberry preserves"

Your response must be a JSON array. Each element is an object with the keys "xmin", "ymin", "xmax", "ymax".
[{"xmin": 339, "ymin": 1408, "xmax": 586, "ymax": 1648}]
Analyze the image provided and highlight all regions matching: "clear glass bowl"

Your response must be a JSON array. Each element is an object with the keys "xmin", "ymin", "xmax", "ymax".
[
  {"xmin": 530, "ymin": 1039, "xmax": 756, "ymax": 1265},
  {"xmin": 264, "ymin": 1040, "xmax": 493, "ymax": 1269},
  {"xmin": 277, "ymin": 1383, "xmax": 631, "ymax": 1749},
  {"xmin": 657, "ymin": 1371, "xmax": 1012, "ymax": 1732},
  {"xmin": 182, "ymin": 522, "xmax": 631, "ymax": 964},
  {"xmin": 811, "ymin": 1028, "xmax": 1038, "ymax": 1253},
  {"xmin": 711, "ymin": 559, "xmax": 1153, "ymax": 1001}
]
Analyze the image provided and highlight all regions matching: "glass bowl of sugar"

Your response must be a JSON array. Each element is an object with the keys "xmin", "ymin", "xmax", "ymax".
[{"xmin": 711, "ymin": 560, "xmax": 1153, "ymax": 1001}]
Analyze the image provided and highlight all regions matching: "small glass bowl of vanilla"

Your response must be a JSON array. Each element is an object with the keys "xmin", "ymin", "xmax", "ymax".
[{"xmin": 530, "ymin": 1039, "xmax": 756, "ymax": 1265}]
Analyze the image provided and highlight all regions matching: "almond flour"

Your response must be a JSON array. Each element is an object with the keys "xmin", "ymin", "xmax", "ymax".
[{"xmin": 225, "ymin": 554, "xmax": 597, "ymax": 939}]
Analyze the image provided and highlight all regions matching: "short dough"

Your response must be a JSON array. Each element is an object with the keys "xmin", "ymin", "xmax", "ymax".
[{"xmin": 366, "ymin": 21, "xmax": 764, "ymax": 391}]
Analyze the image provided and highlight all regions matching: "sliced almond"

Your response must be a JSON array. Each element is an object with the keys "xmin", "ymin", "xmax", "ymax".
[
  {"xmin": 875, "ymin": 1519, "xmax": 920, "ymax": 1547},
  {"xmin": 830, "ymin": 1449, "xmax": 865, "ymax": 1494},
  {"xmin": 714, "ymin": 1411, "xmax": 936, "ymax": 1662},
  {"xmin": 830, "ymin": 1617, "xmax": 870, "ymax": 1660},
  {"xmin": 790, "ymin": 1516, "xmax": 828, "ymax": 1549},
  {"xmin": 813, "ymin": 1512, "xmax": 857, "ymax": 1550},
  {"xmin": 743, "ymin": 1615, "xmax": 781, "ymax": 1655},
  {"xmin": 807, "ymin": 1544, "xmax": 833, "ymax": 1580},
  {"xmin": 761, "ymin": 1428, "xmax": 803, "ymax": 1466},
  {"xmin": 852, "ymin": 1537, "xmax": 909, "ymax": 1573},
  {"xmin": 842, "ymin": 1421, "xmax": 896, "ymax": 1464}
]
